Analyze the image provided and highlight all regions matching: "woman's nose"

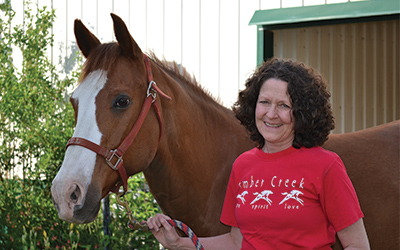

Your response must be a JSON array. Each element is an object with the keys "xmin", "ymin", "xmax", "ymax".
[{"xmin": 266, "ymin": 104, "xmax": 279, "ymax": 118}]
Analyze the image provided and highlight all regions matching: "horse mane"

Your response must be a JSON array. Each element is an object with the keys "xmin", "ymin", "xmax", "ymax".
[
  {"xmin": 147, "ymin": 51, "xmax": 222, "ymax": 105},
  {"xmin": 147, "ymin": 51, "xmax": 196, "ymax": 87},
  {"xmin": 79, "ymin": 42, "xmax": 221, "ymax": 105}
]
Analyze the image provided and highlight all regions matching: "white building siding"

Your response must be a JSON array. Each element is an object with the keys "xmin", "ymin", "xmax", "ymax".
[{"xmin": 7, "ymin": 0, "xmax": 361, "ymax": 107}]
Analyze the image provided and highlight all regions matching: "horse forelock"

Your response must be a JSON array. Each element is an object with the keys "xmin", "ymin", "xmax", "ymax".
[{"xmin": 79, "ymin": 42, "xmax": 123, "ymax": 83}]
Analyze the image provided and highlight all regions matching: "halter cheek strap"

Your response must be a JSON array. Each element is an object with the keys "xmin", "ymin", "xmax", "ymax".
[{"xmin": 66, "ymin": 54, "xmax": 171, "ymax": 193}]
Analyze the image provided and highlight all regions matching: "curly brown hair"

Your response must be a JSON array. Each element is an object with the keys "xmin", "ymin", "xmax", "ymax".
[{"xmin": 233, "ymin": 58, "xmax": 335, "ymax": 149}]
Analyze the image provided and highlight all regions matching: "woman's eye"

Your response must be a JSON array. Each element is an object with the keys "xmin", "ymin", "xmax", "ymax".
[
  {"xmin": 280, "ymin": 104, "xmax": 291, "ymax": 110},
  {"xmin": 114, "ymin": 96, "xmax": 131, "ymax": 109}
]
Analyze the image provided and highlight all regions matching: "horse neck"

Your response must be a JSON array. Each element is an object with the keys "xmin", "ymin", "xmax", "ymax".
[
  {"xmin": 151, "ymin": 61, "xmax": 246, "ymax": 151},
  {"xmin": 152, "ymin": 65, "xmax": 250, "ymax": 167},
  {"xmin": 143, "ymin": 63, "xmax": 253, "ymax": 224}
]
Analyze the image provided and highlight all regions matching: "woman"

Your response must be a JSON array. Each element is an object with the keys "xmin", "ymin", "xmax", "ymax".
[{"xmin": 147, "ymin": 58, "xmax": 370, "ymax": 249}]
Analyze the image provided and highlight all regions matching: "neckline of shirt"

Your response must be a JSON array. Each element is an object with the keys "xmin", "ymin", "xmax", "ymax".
[{"xmin": 255, "ymin": 146, "xmax": 298, "ymax": 161}]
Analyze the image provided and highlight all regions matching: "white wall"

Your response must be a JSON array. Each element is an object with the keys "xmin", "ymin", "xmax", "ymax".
[{"xmin": 7, "ymin": 0, "xmax": 359, "ymax": 107}]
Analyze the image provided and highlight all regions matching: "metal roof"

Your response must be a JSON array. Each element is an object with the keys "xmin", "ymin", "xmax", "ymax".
[{"xmin": 249, "ymin": 0, "xmax": 400, "ymax": 29}]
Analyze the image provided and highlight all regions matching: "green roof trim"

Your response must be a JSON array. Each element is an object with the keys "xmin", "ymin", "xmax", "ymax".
[{"xmin": 249, "ymin": 0, "xmax": 400, "ymax": 28}]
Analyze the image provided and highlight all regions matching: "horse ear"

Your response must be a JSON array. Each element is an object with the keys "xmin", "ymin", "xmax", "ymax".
[
  {"xmin": 111, "ymin": 13, "xmax": 143, "ymax": 59},
  {"xmin": 74, "ymin": 19, "xmax": 101, "ymax": 58}
]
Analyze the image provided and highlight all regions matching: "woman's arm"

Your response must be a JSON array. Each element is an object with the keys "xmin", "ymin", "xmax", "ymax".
[
  {"xmin": 337, "ymin": 218, "xmax": 370, "ymax": 250},
  {"xmin": 147, "ymin": 214, "xmax": 242, "ymax": 250},
  {"xmin": 198, "ymin": 226, "xmax": 242, "ymax": 250}
]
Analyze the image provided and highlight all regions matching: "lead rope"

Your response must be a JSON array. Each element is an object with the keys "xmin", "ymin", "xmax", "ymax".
[{"xmin": 116, "ymin": 193, "xmax": 205, "ymax": 250}]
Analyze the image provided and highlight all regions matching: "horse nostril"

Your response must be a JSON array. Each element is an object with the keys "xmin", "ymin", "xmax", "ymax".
[{"xmin": 70, "ymin": 184, "xmax": 81, "ymax": 204}]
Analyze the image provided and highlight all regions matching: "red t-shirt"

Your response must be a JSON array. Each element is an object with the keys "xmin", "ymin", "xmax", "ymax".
[{"xmin": 220, "ymin": 146, "xmax": 363, "ymax": 249}]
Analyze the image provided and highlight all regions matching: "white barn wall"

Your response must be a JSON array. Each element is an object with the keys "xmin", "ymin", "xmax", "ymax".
[{"xmin": 8, "ymin": 0, "xmax": 361, "ymax": 108}]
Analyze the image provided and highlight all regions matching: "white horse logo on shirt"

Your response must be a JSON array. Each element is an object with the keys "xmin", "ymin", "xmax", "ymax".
[
  {"xmin": 237, "ymin": 191, "xmax": 248, "ymax": 204},
  {"xmin": 250, "ymin": 190, "xmax": 273, "ymax": 205},
  {"xmin": 279, "ymin": 190, "xmax": 304, "ymax": 205}
]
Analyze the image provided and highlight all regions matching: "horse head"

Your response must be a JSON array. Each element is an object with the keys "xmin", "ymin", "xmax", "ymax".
[{"xmin": 51, "ymin": 14, "xmax": 170, "ymax": 224}]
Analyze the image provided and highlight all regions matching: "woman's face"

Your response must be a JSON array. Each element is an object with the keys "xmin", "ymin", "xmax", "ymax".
[{"xmin": 255, "ymin": 78, "xmax": 295, "ymax": 153}]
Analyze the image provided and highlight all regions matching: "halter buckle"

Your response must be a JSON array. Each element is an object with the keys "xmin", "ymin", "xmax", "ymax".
[
  {"xmin": 146, "ymin": 81, "xmax": 157, "ymax": 102},
  {"xmin": 105, "ymin": 149, "xmax": 123, "ymax": 171}
]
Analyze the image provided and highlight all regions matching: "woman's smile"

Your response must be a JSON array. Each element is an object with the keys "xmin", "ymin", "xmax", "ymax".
[{"xmin": 264, "ymin": 122, "xmax": 283, "ymax": 128}]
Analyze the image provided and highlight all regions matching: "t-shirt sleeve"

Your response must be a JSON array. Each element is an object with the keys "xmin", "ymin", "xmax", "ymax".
[
  {"xmin": 220, "ymin": 167, "xmax": 239, "ymax": 228},
  {"xmin": 321, "ymin": 157, "xmax": 364, "ymax": 232}
]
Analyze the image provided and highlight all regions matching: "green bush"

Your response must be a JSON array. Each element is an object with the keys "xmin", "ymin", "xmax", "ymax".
[
  {"xmin": 1, "ymin": 176, "xmax": 160, "ymax": 249},
  {"xmin": 0, "ymin": 1, "xmax": 160, "ymax": 249}
]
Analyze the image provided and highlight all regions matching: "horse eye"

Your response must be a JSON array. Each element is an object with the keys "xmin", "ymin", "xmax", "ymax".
[{"xmin": 114, "ymin": 96, "xmax": 131, "ymax": 109}]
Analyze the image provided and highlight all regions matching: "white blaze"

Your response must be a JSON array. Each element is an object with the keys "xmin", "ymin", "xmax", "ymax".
[{"xmin": 53, "ymin": 70, "xmax": 107, "ymax": 195}]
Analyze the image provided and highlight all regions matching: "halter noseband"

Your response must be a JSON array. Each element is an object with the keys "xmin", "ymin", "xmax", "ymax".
[{"xmin": 65, "ymin": 54, "xmax": 172, "ymax": 193}]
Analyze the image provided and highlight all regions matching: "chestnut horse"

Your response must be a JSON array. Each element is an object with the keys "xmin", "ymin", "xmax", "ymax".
[
  {"xmin": 51, "ymin": 14, "xmax": 399, "ymax": 249},
  {"xmin": 324, "ymin": 122, "xmax": 399, "ymax": 249}
]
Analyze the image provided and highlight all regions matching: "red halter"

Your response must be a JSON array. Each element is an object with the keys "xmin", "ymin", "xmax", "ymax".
[{"xmin": 66, "ymin": 54, "xmax": 172, "ymax": 193}]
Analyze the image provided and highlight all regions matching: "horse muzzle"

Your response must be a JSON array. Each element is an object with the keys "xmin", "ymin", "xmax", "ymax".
[{"xmin": 51, "ymin": 180, "xmax": 102, "ymax": 224}]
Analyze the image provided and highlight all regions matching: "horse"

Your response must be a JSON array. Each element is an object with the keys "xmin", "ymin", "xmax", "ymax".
[
  {"xmin": 324, "ymin": 121, "xmax": 399, "ymax": 249},
  {"xmin": 51, "ymin": 14, "xmax": 399, "ymax": 249},
  {"xmin": 51, "ymin": 13, "xmax": 253, "ymax": 235}
]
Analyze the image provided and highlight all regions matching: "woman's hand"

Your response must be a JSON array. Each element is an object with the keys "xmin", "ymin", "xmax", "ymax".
[{"xmin": 147, "ymin": 213, "xmax": 183, "ymax": 249}]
